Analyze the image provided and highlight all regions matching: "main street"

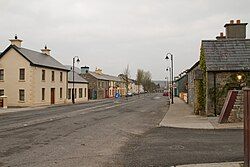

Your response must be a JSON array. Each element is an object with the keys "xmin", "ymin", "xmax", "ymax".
[{"xmin": 0, "ymin": 94, "xmax": 243, "ymax": 167}]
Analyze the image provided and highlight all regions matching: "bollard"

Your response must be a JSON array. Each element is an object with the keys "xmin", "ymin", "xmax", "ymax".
[{"xmin": 244, "ymin": 88, "xmax": 250, "ymax": 167}]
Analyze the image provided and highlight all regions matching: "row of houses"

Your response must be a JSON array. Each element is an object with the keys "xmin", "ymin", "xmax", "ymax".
[
  {"xmin": 174, "ymin": 19, "xmax": 250, "ymax": 119},
  {"xmin": 0, "ymin": 36, "xmax": 143, "ymax": 108}
]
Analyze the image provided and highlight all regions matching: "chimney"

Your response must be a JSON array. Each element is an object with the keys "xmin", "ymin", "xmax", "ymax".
[
  {"xmin": 9, "ymin": 35, "xmax": 23, "ymax": 47},
  {"xmin": 224, "ymin": 19, "xmax": 248, "ymax": 39},
  {"xmin": 95, "ymin": 68, "xmax": 102, "ymax": 75},
  {"xmin": 216, "ymin": 32, "xmax": 226, "ymax": 40},
  {"xmin": 41, "ymin": 45, "xmax": 51, "ymax": 56},
  {"xmin": 81, "ymin": 66, "xmax": 90, "ymax": 74}
]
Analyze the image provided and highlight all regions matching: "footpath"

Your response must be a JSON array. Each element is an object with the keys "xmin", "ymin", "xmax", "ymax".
[{"xmin": 160, "ymin": 97, "xmax": 243, "ymax": 167}]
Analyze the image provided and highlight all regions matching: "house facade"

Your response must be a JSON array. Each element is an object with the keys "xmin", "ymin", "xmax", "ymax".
[
  {"xmin": 67, "ymin": 71, "xmax": 89, "ymax": 103},
  {"xmin": 80, "ymin": 68, "xmax": 110, "ymax": 100},
  {"xmin": 174, "ymin": 74, "xmax": 188, "ymax": 102},
  {"xmin": 80, "ymin": 67, "xmax": 127, "ymax": 99},
  {"xmin": 0, "ymin": 36, "xmax": 68, "ymax": 107},
  {"xmin": 199, "ymin": 20, "xmax": 250, "ymax": 116},
  {"xmin": 186, "ymin": 61, "xmax": 202, "ymax": 114}
]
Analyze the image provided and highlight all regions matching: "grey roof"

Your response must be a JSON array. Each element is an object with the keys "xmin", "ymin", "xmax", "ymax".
[
  {"xmin": 0, "ymin": 45, "xmax": 68, "ymax": 71},
  {"xmin": 202, "ymin": 39, "xmax": 250, "ymax": 72},
  {"xmin": 65, "ymin": 65, "xmax": 81, "ymax": 74},
  {"xmin": 186, "ymin": 61, "xmax": 200, "ymax": 73},
  {"xmin": 68, "ymin": 71, "xmax": 88, "ymax": 83},
  {"xmin": 88, "ymin": 71, "xmax": 122, "ymax": 82}
]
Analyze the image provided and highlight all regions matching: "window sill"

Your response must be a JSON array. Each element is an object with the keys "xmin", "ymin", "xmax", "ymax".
[
  {"xmin": 18, "ymin": 100, "xmax": 25, "ymax": 103},
  {"xmin": 19, "ymin": 80, "xmax": 25, "ymax": 82},
  {"xmin": 0, "ymin": 80, "xmax": 4, "ymax": 82}
]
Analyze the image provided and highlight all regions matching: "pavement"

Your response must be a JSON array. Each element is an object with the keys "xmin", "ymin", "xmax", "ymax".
[
  {"xmin": 159, "ymin": 97, "xmax": 243, "ymax": 130},
  {"xmin": 160, "ymin": 97, "xmax": 244, "ymax": 167},
  {"xmin": 176, "ymin": 161, "xmax": 243, "ymax": 167}
]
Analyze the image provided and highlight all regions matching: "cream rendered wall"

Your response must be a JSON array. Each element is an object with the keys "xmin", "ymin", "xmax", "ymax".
[
  {"xmin": 32, "ymin": 67, "xmax": 67, "ymax": 106},
  {"xmin": 67, "ymin": 83, "xmax": 88, "ymax": 103},
  {"xmin": 108, "ymin": 81, "xmax": 114, "ymax": 98},
  {"xmin": 0, "ymin": 48, "xmax": 32, "ymax": 107}
]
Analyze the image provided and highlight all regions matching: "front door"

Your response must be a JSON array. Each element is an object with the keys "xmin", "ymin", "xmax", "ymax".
[
  {"xmin": 0, "ymin": 99, "xmax": 3, "ymax": 107},
  {"xmin": 51, "ymin": 88, "xmax": 55, "ymax": 104}
]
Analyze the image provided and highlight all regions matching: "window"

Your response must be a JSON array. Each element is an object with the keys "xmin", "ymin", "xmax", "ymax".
[
  {"xmin": 0, "ymin": 89, "xmax": 4, "ymax": 96},
  {"xmin": 102, "ymin": 82, "xmax": 104, "ymax": 88},
  {"xmin": 60, "ymin": 88, "xmax": 62, "ymax": 99},
  {"xmin": 79, "ymin": 88, "xmax": 83, "ymax": 98},
  {"xmin": 42, "ymin": 88, "xmax": 45, "ymax": 101},
  {"xmin": 19, "ymin": 89, "xmax": 25, "ymax": 101},
  {"xmin": 19, "ymin": 68, "xmax": 25, "ymax": 81},
  {"xmin": 98, "ymin": 81, "xmax": 101, "ymax": 88},
  {"xmin": 0, "ymin": 69, "xmax": 4, "ymax": 81},
  {"xmin": 51, "ymin": 71, "xmax": 55, "ymax": 81},
  {"xmin": 68, "ymin": 89, "xmax": 71, "ymax": 99},
  {"xmin": 60, "ymin": 72, "xmax": 63, "ymax": 82},
  {"xmin": 42, "ymin": 70, "xmax": 45, "ymax": 81},
  {"xmin": 84, "ymin": 88, "xmax": 87, "ymax": 97}
]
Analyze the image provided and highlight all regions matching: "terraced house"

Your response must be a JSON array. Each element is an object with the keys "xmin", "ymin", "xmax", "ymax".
[
  {"xmin": 0, "ymin": 36, "xmax": 68, "ymax": 107},
  {"xmin": 80, "ymin": 67, "xmax": 126, "ymax": 99}
]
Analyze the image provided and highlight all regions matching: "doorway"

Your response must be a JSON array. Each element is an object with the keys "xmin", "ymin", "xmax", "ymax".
[{"xmin": 51, "ymin": 88, "xmax": 55, "ymax": 104}]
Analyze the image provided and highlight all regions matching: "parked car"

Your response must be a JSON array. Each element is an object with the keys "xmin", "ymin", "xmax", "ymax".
[
  {"xmin": 163, "ymin": 91, "xmax": 169, "ymax": 96},
  {"xmin": 126, "ymin": 92, "xmax": 133, "ymax": 97}
]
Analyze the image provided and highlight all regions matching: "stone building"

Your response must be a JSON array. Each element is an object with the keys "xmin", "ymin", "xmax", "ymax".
[
  {"xmin": 0, "ymin": 36, "xmax": 68, "ymax": 107},
  {"xmin": 200, "ymin": 20, "xmax": 250, "ymax": 116},
  {"xmin": 80, "ymin": 67, "xmax": 125, "ymax": 99},
  {"xmin": 186, "ymin": 61, "xmax": 200, "ymax": 111}
]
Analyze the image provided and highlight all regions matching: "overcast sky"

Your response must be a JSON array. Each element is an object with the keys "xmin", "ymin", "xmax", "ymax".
[{"xmin": 0, "ymin": 0, "xmax": 249, "ymax": 80}]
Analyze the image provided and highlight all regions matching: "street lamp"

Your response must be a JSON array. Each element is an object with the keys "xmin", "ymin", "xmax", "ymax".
[
  {"xmin": 165, "ymin": 53, "xmax": 174, "ymax": 104},
  {"xmin": 72, "ymin": 56, "xmax": 80, "ymax": 104}
]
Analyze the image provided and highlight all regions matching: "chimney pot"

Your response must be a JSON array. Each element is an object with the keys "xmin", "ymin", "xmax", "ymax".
[
  {"xmin": 41, "ymin": 45, "xmax": 51, "ymax": 56},
  {"xmin": 230, "ymin": 20, "xmax": 234, "ymax": 24},
  {"xmin": 236, "ymin": 19, "xmax": 241, "ymax": 24},
  {"xmin": 220, "ymin": 32, "xmax": 224, "ymax": 37}
]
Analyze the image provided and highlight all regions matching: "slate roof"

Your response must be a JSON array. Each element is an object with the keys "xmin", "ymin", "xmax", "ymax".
[
  {"xmin": 68, "ymin": 71, "xmax": 88, "ymax": 83},
  {"xmin": 186, "ymin": 61, "xmax": 200, "ymax": 73},
  {"xmin": 88, "ymin": 71, "xmax": 122, "ymax": 82},
  {"xmin": 0, "ymin": 45, "xmax": 68, "ymax": 71},
  {"xmin": 65, "ymin": 65, "xmax": 81, "ymax": 74},
  {"xmin": 202, "ymin": 39, "xmax": 250, "ymax": 72}
]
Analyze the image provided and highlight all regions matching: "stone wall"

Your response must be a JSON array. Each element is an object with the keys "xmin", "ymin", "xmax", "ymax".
[{"xmin": 206, "ymin": 71, "xmax": 244, "ymax": 116}]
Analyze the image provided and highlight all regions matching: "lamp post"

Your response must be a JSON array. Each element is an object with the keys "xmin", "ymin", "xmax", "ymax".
[
  {"xmin": 72, "ymin": 56, "xmax": 80, "ymax": 104},
  {"xmin": 165, "ymin": 53, "xmax": 174, "ymax": 104}
]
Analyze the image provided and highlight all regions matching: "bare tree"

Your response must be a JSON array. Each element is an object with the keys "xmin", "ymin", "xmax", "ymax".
[
  {"xmin": 142, "ymin": 71, "xmax": 152, "ymax": 92},
  {"xmin": 136, "ymin": 69, "xmax": 144, "ymax": 95},
  {"xmin": 120, "ymin": 65, "xmax": 130, "ymax": 95}
]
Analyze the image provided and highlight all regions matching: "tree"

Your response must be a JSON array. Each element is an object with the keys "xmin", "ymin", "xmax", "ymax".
[
  {"xmin": 142, "ymin": 71, "xmax": 152, "ymax": 92},
  {"xmin": 120, "ymin": 65, "xmax": 130, "ymax": 95},
  {"xmin": 136, "ymin": 69, "xmax": 144, "ymax": 94}
]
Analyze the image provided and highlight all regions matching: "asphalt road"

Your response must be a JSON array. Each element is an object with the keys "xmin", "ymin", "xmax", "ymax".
[{"xmin": 0, "ymin": 93, "xmax": 244, "ymax": 167}]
